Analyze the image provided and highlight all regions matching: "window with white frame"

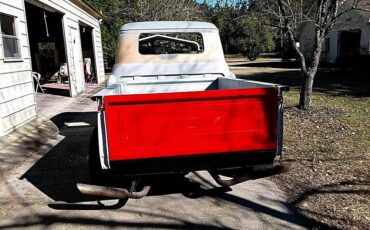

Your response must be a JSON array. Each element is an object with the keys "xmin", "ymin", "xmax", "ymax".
[{"xmin": 0, "ymin": 13, "xmax": 21, "ymax": 59}]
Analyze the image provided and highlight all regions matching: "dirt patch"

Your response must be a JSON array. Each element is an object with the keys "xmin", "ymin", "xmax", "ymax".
[
  {"xmin": 276, "ymin": 95, "xmax": 369, "ymax": 229},
  {"xmin": 232, "ymin": 59, "xmax": 370, "ymax": 229}
]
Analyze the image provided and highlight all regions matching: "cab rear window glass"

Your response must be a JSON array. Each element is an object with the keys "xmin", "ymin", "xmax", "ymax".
[{"xmin": 139, "ymin": 33, "xmax": 204, "ymax": 55}]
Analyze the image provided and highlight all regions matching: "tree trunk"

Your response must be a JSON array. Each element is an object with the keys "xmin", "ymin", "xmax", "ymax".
[
  {"xmin": 299, "ymin": 71, "xmax": 315, "ymax": 109},
  {"xmin": 298, "ymin": 29, "xmax": 323, "ymax": 109}
]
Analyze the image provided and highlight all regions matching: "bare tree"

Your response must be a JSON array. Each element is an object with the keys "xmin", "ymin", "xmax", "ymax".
[
  {"xmin": 122, "ymin": 0, "xmax": 207, "ymax": 21},
  {"xmin": 255, "ymin": 0, "xmax": 366, "ymax": 109}
]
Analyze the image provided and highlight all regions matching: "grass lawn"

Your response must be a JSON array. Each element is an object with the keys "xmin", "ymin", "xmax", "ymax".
[{"xmin": 230, "ymin": 60, "xmax": 370, "ymax": 229}]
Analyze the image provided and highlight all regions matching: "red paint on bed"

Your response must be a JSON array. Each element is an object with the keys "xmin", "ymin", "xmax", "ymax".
[{"xmin": 103, "ymin": 88, "xmax": 278, "ymax": 161}]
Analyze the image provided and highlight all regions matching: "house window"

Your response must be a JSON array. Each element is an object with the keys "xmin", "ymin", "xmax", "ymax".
[{"xmin": 0, "ymin": 13, "xmax": 21, "ymax": 59}]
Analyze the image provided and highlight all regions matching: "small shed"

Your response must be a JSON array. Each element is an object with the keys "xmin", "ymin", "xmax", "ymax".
[
  {"xmin": 297, "ymin": 1, "xmax": 370, "ymax": 63},
  {"xmin": 0, "ymin": 0, "xmax": 105, "ymax": 136}
]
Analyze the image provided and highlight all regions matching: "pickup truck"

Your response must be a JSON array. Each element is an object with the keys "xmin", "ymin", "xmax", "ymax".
[{"xmin": 77, "ymin": 21, "xmax": 289, "ymax": 200}]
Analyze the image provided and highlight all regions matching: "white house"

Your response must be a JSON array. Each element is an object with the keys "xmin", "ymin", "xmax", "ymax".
[
  {"xmin": 0, "ymin": 0, "xmax": 105, "ymax": 136},
  {"xmin": 298, "ymin": 1, "xmax": 370, "ymax": 63}
]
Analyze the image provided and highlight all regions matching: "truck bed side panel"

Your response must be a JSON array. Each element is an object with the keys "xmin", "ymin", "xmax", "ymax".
[{"xmin": 104, "ymin": 88, "xmax": 278, "ymax": 161}]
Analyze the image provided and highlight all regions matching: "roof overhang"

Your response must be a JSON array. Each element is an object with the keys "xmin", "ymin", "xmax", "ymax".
[{"xmin": 70, "ymin": 0, "xmax": 103, "ymax": 20}]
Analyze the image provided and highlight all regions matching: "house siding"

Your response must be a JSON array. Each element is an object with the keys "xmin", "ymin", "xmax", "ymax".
[
  {"xmin": 0, "ymin": 0, "xmax": 104, "ymax": 136},
  {"xmin": 0, "ymin": 0, "xmax": 36, "ymax": 136},
  {"xmin": 326, "ymin": 32, "xmax": 339, "ymax": 63},
  {"xmin": 298, "ymin": 22, "xmax": 315, "ymax": 59}
]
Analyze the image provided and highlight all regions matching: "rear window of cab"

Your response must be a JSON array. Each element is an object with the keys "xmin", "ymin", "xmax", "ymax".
[{"xmin": 138, "ymin": 33, "xmax": 204, "ymax": 55}]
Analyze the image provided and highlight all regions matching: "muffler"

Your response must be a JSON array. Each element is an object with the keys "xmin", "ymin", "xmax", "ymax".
[
  {"xmin": 209, "ymin": 163, "xmax": 291, "ymax": 187},
  {"xmin": 77, "ymin": 183, "xmax": 151, "ymax": 199}
]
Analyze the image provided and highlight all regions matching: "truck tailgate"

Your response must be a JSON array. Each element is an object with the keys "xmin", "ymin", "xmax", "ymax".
[{"xmin": 104, "ymin": 87, "xmax": 278, "ymax": 162}]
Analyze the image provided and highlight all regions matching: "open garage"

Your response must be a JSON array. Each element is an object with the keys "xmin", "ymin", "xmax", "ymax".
[{"xmin": 0, "ymin": 0, "xmax": 105, "ymax": 136}]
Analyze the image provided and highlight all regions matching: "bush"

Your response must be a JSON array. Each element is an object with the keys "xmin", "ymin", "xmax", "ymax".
[
  {"xmin": 209, "ymin": 5, "xmax": 274, "ymax": 60},
  {"xmin": 229, "ymin": 19, "xmax": 274, "ymax": 60}
]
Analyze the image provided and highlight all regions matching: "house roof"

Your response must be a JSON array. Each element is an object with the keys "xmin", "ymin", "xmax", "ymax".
[
  {"xmin": 120, "ymin": 21, "xmax": 218, "ymax": 31},
  {"xmin": 70, "ymin": 0, "xmax": 103, "ymax": 19},
  {"xmin": 357, "ymin": 0, "xmax": 370, "ymax": 19}
]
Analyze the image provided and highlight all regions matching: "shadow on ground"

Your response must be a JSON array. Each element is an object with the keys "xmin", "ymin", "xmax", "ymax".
[
  {"xmin": 232, "ymin": 61, "xmax": 300, "ymax": 69},
  {"xmin": 233, "ymin": 61, "xmax": 370, "ymax": 98},
  {"xmin": 37, "ymin": 87, "xmax": 70, "ymax": 97},
  {"xmin": 20, "ymin": 112, "xmax": 97, "ymax": 203},
  {"xmin": 0, "ymin": 214, "xmax": 235, "ymax": 230}
]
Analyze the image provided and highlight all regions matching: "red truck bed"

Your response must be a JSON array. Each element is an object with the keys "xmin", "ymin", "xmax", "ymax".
[
  {"xmin": 77, "ymin": 22, "xmax": 289, "ymax": 199},
  {"xmin": 103, "ymin": 87, "xmax": 278, "ymax": 163}
]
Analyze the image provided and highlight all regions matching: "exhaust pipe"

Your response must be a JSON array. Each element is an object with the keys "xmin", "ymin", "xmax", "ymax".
[
  {"xmin": 77, "ymin": 183, "xmax": 151, "ymax": 199},
  {"xmin": 210, "ymin": 163, "xmax": 291, "ymax": 187}
]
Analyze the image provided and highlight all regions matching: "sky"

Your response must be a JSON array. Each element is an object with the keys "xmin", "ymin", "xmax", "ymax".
[
  {"xmin": 195, "ymin": 0, "xmax": 215, "ymax": 5},
  {"xmin": 195, "ymin": 0, "xmax": 249, "ymax": 6}
]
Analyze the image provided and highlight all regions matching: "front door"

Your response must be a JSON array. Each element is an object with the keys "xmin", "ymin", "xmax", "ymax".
[
  {"xmin": 339, "ymin": 30, "xmax": 361, "ymax": 57},
  {"xmin": 69, "ymin": 26, "xmax": 85, "ymax": 96}
]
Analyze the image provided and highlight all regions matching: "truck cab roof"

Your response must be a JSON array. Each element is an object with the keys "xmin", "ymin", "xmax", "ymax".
[
  {"xmin": 120, "ymin": 21, "xmax": 218, "ymax": 32},
  {"xmin": 107, "ymin": 21, "xmax": 231, "ymax": 86}
]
